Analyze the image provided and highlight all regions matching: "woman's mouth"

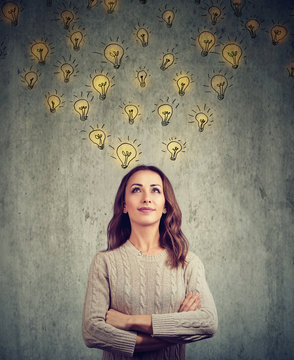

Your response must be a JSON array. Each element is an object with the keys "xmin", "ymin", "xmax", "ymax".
[{"xmin": 138, "ymin": 207, "xmax": 155, "ymax": 212}]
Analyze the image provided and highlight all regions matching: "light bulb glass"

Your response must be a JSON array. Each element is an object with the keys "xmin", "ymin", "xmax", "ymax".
[
  {"xmin": 222, "ymin": 43, "xmax": 242, "ymax": 69},
  {"xmin": 198, "ymin": 31, "xmax": 216, "ymax": 56},
  {"xmin": 104, "ymin": 0, "xmax": 118, "ymax": 14},
  {"xmin": 89, "ymin": 129, "xmax": 106, "ymax": 149},
  {"xmin": 231, "ymin": 0, "xmax": 243, "ymax": 17},
  {"xmin": 167, "ymin": 141, "xmax": 182, "ymax": 161},
  {"xmin": 137, "ymin": 28, "xmax": 149, "ymax": 47},
  {"xmin": 124, "ymin": 105, "xmax": 138, "ymax": 124},
  {"xmin": 116, "ymin": 143, "xmax": 137, "ymax": 168},
  {"xmin": 246, "ymin": 19, "xmax": 260, "ymax": 38},
  {"xmin": 160, "ymin": 53, "xmax": 174, "ymax": 71},
  {"xmin": 61, "ymin": 63, "xmax": 74, "ymax": 83},
  {"xmin": 271, "ymin": 25, "xmax": 287, "ymax": 46},
  {"xmin": 162, "ymin": 10, "xmax": 175, "ymax": 28},
  {"xmin": 176, "ymin": 76, "xmax": 190, "ymax": 96},
  {"xmin": 137, "ymin": 70, "xmax": 147, "ymax": 87},
  {"xmin": 31, "ymin": 42, "xmax": 49, "ymax": 65},
  {"xmin": 208, "ymin": 6, "xmax": 221, "ymax": 25},
  {"xmin": 24, "ymin": 71, "xmax": 38, "ymax": 89},
  {"xmin": 74, "ymin": 99, "xmax": 89, "ymax": 121},
  {"xmin": 287, "ymin": 61, "xmax": 294, "ymax": 77},
  {"xmin": 104, "ymin": 43, "xmax": 124, "ymax": 69},
  {"xmin": 47, "ymin": 95, "xmax": 61, "ymax": 113},
  {"xmin": 195, "ymin": 112, "xmax": 208, "ymax": 132},
  {"xmin": 211, "ymin": 74, "xmax": 228, "ymax": 100},
  {"xmin": 87, "ymin": 0, "xmax": 98, "ymax": 9},
  {"xmin": 92, "ymin": 74, "xmax": 110, "ymax": 100},
  {"xmin": 1, "ymin": 2, "xmax": 19, "ymax": 26},
  {"xmin": 61, "ymin": 10, "xmax": 74, "ymax": 29},
  {"xmin": 158, "ymin": 104, "xmax": 173, "ymax": 126},
  {"xmin": 70, "ymin": 31, "xmax": 83, "ymax": 51}
]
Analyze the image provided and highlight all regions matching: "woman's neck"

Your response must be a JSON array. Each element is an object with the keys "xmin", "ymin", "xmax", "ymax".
[{"xmin": 128, "ymin": 224, "xmax": 162, "ymax": 253}]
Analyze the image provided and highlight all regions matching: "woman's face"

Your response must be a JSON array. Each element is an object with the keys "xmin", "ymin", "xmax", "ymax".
[{"xmin": 123, "ymin": 170, "xmax": 166, "ymax": 227}]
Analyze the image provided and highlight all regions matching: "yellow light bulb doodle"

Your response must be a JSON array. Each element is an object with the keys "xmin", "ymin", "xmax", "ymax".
[
  {"xmin": 271, "ymin": 25, "xmax": 288, "ymax": 46},
  {"xmin": 167, "ymin": 141, "xmax": 182, "ymax": 161},
  {"xmin": 61, "ymin": 63, "xmax": 74, "ymax": 83},
  {"xmin": 47, "ymin": 95, "xmax": 61, "ymax": 113},
  {"xmin": 208, "ymin": 6, "xmax": 221, "ymax": 25},
  {"xmin": 195, "ymin": 112, "xmax": 208, "ymax": 132},
  {"xmin": 231, "ymin": 0, "xmax": 243, "ymax": 17},
  {"xmin": 89, "ymin": 129, "xmax": 106, "ymax": 150},
  {"xmin": 104, "ymin": 43, "xmax": 124, "ymax": 69},
  {"xmin": 92, "ymin": 74, "xmax": 110, "ymax": 100},
  {"xmin": 104, "ymin": 0, "xmax": 118, "ymax": 14},
  {"xmin": 116, "ymin": 143, "xmax": 137, "ymax": 169},
  {"xmin": 158, "ymin": 104, "xmax": 173, "ymax": 126},
  {"xmin": 70, "ymin": 31, "xmax": 83, "ymax": 51},
  {"xmin": 160, "ymin": 53, "xmax": 174, "ymax": 71},
  {"xmin": 177, "ymin": 76, "xmax": 190, "ymax": 96},
  {"xmin": 24, "ymin": 71, "xmax": 38, "ymax": 90},
  {"xmin": 287, "ymin": 61, "xmax": 294, "ymax": 78},
  {"xmin": 61, "ymin": 10, "xmax": 74, "ymax": 30},
  {"xmin": 137, "ymin": 70, "xmax": 147, "ymax": 87},
  {"xmin": 211, "ymin": 74, "xmax": 228, "ymax": 100},
  {"xmin": 222, "ymin": 43, "xmax": 242, "ymax": 69},
  {"xmin": 246, "ymin": 19, "xmax": 260, "ymax": 39},
  {"xmin": 124, "ymin": 105, "xmax": 138, "ymax": 125},
  {"xmin": 198, "ymin": 31, "xmax": 216, "ymax": 57},
  {"xmin": 1, "ymin": 2, "xmax": 19, "ymax": 26},
  {"xmin": 31, "ymin": 42, "xmax": 49, "ymax": 65},
  {"xmin": 137, "ymin": 28, "xmax": 149, "ymax": 47},
  {"xmin": 74, "ymin": 99, "xmax": 89, "ymax": 121},
  {"xmin": 87, "ymin": 0, "xmax": 98, "ymax": 9},
  {"xmin": 162, "ymin": 10, "xmax": 175, "ymax": 28}
]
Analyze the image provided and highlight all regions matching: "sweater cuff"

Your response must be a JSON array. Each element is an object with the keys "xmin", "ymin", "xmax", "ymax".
[
  {"xmin": 112, "ymin": 330, "xmax": 137, "ymax": 357},
  {"xmin": 152, "ymin": 313, "xmax": 179, "ymax": 337}
]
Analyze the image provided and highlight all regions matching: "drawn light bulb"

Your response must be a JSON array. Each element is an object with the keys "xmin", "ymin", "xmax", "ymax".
[
  {"xmin": 47, "ymin": 95, "xmax": 61, "ymax": 113},
  {"xmin": 287, "ymin": 61, "xmax": 294, "ymax": 77},
  {"xmin": 70, "ymin": 31, "xmax": 83, "ymax": 51},
  {"xmin": 160, "ymin": 53, "xmax": 174, "ymax": 71},
  {"xmin": 87, "ymin": 0, "xmax": 98, "ymax": 9},
  {"xmin": 116, "ymin": 143, "xmax": 137, "ymax": 169},
  {"xmin": 162, "ymin": 10, "xmax": 175, "ymax": 28},
  {"xmin": 177, "ymin": 76, "xmax": 190, "ymax": 96},
  {"xmin": 198, "ymin": 31, "xmax": 216, "ymax": 57},
  {"xmin": 222, "ymin": 43, "xmax": 242, "ymax": 69},
  {"xmin": 246, "ymin": 19, "xmax": 260, "ymax": 38},
  {"xmin": 24, "ymin": 71, "xmax": 38, "ymax": 89},
  {"xmin": 31, "ymin": 42, "xmax": 49, "ymax": 65},
  {"xmin": 124, "ymin": 105, "xmax": 138, "ymax": 124},
  {"xmin": 167, "ymin": 141, "xmax": 182, "ymax": 161},
  {"xmin": 137, "ymin": 28, "xmax": 149, "ymax": 47},
  {"xmin": 195, "ymin": 112, "xmax": 208, "ymax": 132},
  {"xmin": 158, "ymin": 104, "xmax": 173, "ymax": 126},
  {"xmin": 208, "ymin": 6, "xmax": 221, "ymax": 25},
  {"xmin": 271, "ymin": 25, "xmax": 287, "ymax": 46},
  {"xmin": 92, "ymin": 74, "xmax": 110, "ymax": 100},
  {"xmin": 104, "ymin": 0, "xmax": 118, "ymax": 14},
  {"xmin": 61, "ymin": 63, "xmax": 74, "ymax": 83},
  {"xmin": 1, "ymin": 2, "xmax": 19, "ymax": 26},
  {"xmin": 61, "ymin": 10, "xmax": 74, "ymax": 30},
  {"xmin": 211, "ymin": 74, "xmax": 228, "ymax": 100},
  {"xmin": 74, "ymin": 99, "xmax": 89, "ymax": 121},
  {"xmin": 104, "ymin": 43, "xmax": 124, "ymax": 69},
  {"xmin": 137, "ymin": 70, "xmax": 147, "ymax": 87},
  {"xmin": 89, "ymin": 129, "xmax": 106, "ymax": 149},
  {"xmin": 231, "ymin": 0, "xmax": 244, "ymax": 17}
]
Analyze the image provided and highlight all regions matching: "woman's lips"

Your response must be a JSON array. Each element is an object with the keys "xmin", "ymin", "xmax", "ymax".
[{"xmin": 138, "ymin": 207, "xmax": 155, "ymax": 212}]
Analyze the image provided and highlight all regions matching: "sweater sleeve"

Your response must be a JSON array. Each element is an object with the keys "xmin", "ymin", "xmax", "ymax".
[
  {"xmin": 151, "ymin": 253, "xmax": 218, "ymax": 343},
  {"xmin": 82, "ymin": 252, "xmax": 137, "ymax": 357}
]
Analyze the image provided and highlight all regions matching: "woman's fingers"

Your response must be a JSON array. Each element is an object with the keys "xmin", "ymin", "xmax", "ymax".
[{"xmin": 178, "ymin": 291, "xmax": 201, "ymax": 312}]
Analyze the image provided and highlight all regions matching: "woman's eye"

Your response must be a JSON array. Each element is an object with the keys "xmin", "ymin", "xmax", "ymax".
[
  {"xmin": 131, "ymin": 187, "xmax": 140, "ymax": 193},
  {"xmin": 152, "ymin": 188, "xmax": 161, "ymax": 193}
]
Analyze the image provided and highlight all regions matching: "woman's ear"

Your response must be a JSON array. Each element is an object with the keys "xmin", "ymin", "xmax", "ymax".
[
  {"xmin": 123, "ymin": 202, "xmax": 127, "ymax": 213},
  {"xmin": 163, "ymin": 208, "xmax": 167, "ymax": 214}
]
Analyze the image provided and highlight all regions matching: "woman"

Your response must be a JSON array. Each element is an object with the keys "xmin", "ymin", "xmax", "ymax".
[{"xmin": 82, "ymin": 165, "xmax": 217, "ymax": 359}]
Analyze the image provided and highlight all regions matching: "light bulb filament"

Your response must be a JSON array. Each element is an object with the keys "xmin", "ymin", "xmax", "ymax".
[
  {"xmin": 74, "ymin": 38, "xmax": 79, "ymax": 50},
  {"xmin": 98, "ymin": 82, "xmax": 107, "ymax": 99},
  {"xmin": 121, "ymin": 151, "xmax": 132, "ymax": 168},
  {"xmin": 65, "ymin": 17, "xmax": 71, "ymax": 28},
  {"xmin": 247, "ymin": 25, "xmax": 256, "ymax": 38},
  {"xmin": 199, "ymin": 119, "xmax": 206, "ymax": 132},
  {"xmin": 162, "ymin": 111, "xmax": 170, "ymax": 125},
  {"xmin": 202, "ymin": 39, "xmax": 213, "ymax": 56},
  {"xmin": 212, "ymin": 13, "xmax": 218, "ymax": 25},
  {"xmin": 8, "ymin": 7, "xmax": 17, "ymax": 24},
  {"xmin": 170, "ymin": 146, "xmax": 179, "ymax": 160},
  {"xmin": 107, "ymin": 1, "xmax": 115, "ymax": 13},
  {"xmin": 217, "ymin": 82, "xmax": 225, "ymax": 100},
  {"xmin": 110, "ymin": 51, "xmax": 120, "ymax": 68},
  {"xmin": 95, "ymin": 134, "xmax": 103, "ymax": 148},
  {"xmin": 140, "ymin": 34, "xmax": 147, "ymax": 47},
  {"xmin": 227, "ymin": 51, "xmax": 238, "ymax": 68},
  {"xmin": 179, "ymin": 83, "xmax": 185, "ymax": 96},
  {"xmin": 37, "ymin": 48, "xmax": 44, "ymax": 64},
  {"xmin": 161, "ymin": 58, "xmax": 170, "ymax": 70},
  {"xmin": 79, "ymin": 106, "xmax": 88, "ymax": 119},
  {"xmin": 50, "ymin": 101, "xmax": 56, "ymax": 112},
  {"xmin": 140, "ymin": 76, "xmax": 145, "ymax": 87}
]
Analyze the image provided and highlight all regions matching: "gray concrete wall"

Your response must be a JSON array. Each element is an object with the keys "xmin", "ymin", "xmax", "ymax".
[{"xmin": 0, "ymin": 0, "xmax": 293, "ymax": 359}]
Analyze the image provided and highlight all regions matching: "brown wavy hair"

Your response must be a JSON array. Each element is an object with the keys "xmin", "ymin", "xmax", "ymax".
[{"xmin": 107, "ymin": 165, "xmax": 189, "ymax": 268}]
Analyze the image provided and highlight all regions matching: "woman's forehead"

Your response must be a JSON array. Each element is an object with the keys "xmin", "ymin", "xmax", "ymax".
[{"xmin": 127, "ymin": 170, "xmax": 163, "ymax": 186}]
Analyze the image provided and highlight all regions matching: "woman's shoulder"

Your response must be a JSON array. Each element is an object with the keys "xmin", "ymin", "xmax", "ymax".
[{"xmin": 185, "ymin": 250, "xmax": 205, "ymax": 268}]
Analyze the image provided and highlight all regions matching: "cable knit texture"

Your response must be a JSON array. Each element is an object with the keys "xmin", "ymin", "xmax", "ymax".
[{"xmin": 82, "ymin": 240, "xmax": 218, "ymax": 359}]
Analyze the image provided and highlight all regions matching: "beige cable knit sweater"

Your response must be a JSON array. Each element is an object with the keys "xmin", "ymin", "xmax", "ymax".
[{"xmin": 82, "ymin": 240, "xmax": 217, "ymax": 359}]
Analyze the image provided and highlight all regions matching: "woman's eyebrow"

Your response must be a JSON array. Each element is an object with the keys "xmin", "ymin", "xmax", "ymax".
[
  {"xmin": 130, "ymin": 183, "xmax": 162, "ymax": 187},
  {"xmin": 150, "ymin": 184, "xmax": 161, "ymax": 187}
]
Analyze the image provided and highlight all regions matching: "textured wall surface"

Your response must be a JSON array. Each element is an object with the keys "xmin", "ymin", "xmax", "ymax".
[{"xmin": 0, "ymin": 0, "xmax": 293, "ymax": 359}]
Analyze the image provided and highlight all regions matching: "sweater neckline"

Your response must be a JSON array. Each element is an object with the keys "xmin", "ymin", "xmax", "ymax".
[{"xmin": 124, "ymin": 240, "xmax": 167, "ymax": 261}]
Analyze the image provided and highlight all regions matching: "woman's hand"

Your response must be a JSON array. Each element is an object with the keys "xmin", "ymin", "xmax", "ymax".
[
  {"xmin": 178, "ymin": 291, "xmax": 201, "ymax": 312},
  {"xmin": 105, "ymin": 309, "xmax": 131, "ymax": 331}
]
